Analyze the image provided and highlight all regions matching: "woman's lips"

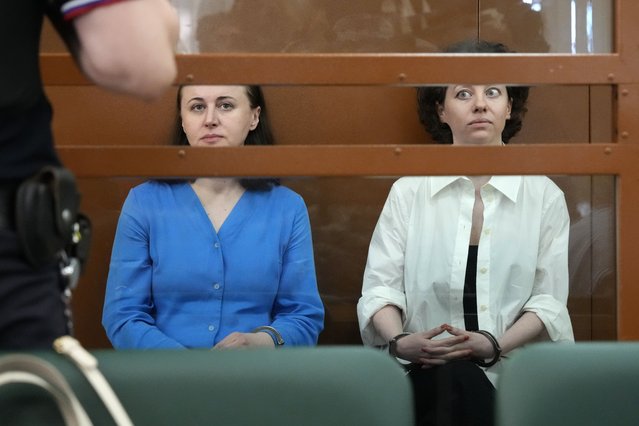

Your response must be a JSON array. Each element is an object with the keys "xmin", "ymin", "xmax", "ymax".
[
  {"xmin": 468, "ymin": 119, "xmax": 491, "ymax": 125},
  {"xmin": 200, "ymin": 134, "xmax": 222, "ymax": 143}
]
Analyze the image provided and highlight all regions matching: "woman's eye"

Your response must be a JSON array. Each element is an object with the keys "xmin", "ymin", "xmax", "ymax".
[
  {"xmin": 218, "ymin": 103, "xmax": 234, "ymax": 111},
  {"xmin": 486, "ymin": 87, "xmax": 502, "ymax": 98},
  {"xmin": 190, "ymin": 103, "xmax": 205, "ymax": 112},
  {"xmin": 455, "ymin": 90, "xmax": 472, "ymax": 100}
]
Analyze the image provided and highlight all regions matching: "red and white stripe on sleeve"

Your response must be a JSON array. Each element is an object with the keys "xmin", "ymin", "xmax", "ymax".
[{"xmin": 61, "ymin": 0, "xmax": 128, "ymax": 20}]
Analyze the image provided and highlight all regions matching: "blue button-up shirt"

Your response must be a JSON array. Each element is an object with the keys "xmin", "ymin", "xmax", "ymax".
[{"xmin": 103, "ymin": 181, "xmax": 324, "ymax": 349}]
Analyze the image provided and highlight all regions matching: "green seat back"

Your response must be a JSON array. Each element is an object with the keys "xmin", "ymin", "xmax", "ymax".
[
  {"xmin": 0, "ymin": 346, "xmax": 413, "ymax": 426},
  {"xmin": 497, "ymin": 342, "xmax": 639, "ymax": 426}
]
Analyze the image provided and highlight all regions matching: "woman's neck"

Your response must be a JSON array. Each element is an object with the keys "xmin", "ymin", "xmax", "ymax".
[
  {"xmin": 192, "ymin": 177, "xmax": 243, "ymax": 195},
  {"xmin": 191, "ymin": 178, "xmax": 245, "ymax": 231},
  {"xmin": 469, "ymin": 176, "xmax": 491, "ymax": 190}
]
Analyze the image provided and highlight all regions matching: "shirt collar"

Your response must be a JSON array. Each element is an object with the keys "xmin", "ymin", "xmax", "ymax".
[
  {"xmin": 487, "ymin": 176, "xmax": 521, "ymax": 202},
  {"xmin": 430, "ymin": 176, "xmax": 465, "ymax": 196},
  {"xmin": 430, "ymin": 175, "xmax": 521, "ymax": 203}
]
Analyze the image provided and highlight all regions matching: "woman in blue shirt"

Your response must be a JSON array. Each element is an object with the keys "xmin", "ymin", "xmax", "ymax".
[{"xmin": 102, "ymin": 85, "xmax": 324, "ymax": 349}]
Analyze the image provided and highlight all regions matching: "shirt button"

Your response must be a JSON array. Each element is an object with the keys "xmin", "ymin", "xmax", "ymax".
[
  {"xmin": 484, "ymin": 229, "xmax": 491, "ymax": 235},
  {"xmin": 480, "ymin": 305, "xmax": 488, "ymax": 312},
  {"xmin": 213, "ymin": 283, "xmax": 220, "ymax": 290},
  {"xmin": 208, "ymin": 325, "xmax": 216, "ymax": 331},
  {"xmin": 480, "ymin": 267, "xmax": 488, "ymax": 274},
  {"xmin": 214, "ymin": 242, "xmax": 220, "ymax": 249}
]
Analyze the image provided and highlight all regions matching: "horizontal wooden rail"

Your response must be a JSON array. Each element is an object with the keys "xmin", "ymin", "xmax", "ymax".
[
  {"xmin": 41, "ymin": 53, "xmax": 639, "ymax": 86},
  {"xmin": 58, "ymin": 143, "xmax": 626, "ymax": 178},
  {"xmin": 174, "ymin": 54, "xmax": 634, "ymax": 86}
]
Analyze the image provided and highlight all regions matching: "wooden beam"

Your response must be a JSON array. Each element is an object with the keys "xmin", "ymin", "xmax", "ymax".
[
  {"xmin": 57, "ymin": 143, "xmax": 626, "ymax": 178},
  {"xmin": 43, "ymin": 53, "xmax": 632, "ymax": 86}
]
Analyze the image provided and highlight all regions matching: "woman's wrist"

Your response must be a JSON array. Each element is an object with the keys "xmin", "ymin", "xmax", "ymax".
[
  {"xmin": 251, "ymin": 326, "xmax": 284, "ymax": 347},
  {"xmin": 388, "ymin": 332, "xmax": 411, "ymax": 357},
  {"xmin": 473, "ymin": 330, "xmax": 502, "ymax": 367}
]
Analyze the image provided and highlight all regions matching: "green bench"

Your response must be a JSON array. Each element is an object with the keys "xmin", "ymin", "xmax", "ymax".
[{"xmin": 0, "ymin": 346, "xmax": 413, "ymax": 426}]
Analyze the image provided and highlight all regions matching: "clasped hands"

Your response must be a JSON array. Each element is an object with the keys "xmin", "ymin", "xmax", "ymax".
[
  {"xmin": 393, "ymin": 324, "xmax": 495, "ymax": 367},
  {"xmin": 212, "ymin": 331, "xmax": 273, "ymax": 349}
]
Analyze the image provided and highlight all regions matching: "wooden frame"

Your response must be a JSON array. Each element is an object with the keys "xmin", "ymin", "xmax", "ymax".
[{"xmin": 42, "ymin": 0, "xmax": 638, "ymax": 339}]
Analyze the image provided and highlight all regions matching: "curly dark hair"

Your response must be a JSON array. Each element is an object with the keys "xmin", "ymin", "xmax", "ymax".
[
  {"xmin": 416, "ymin": 40, "xmax": 529, "ymax": 144},
  {"xmin": 173, "ymin": 85, "xmax": 279, "ymax": 190}
]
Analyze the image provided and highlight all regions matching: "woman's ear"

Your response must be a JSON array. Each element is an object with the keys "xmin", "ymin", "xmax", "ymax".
[
  {"xmin": 250, "ymin": 106, "xmax": 261, "ymax": 130},
  {"xmin": 507, "ymin": 98, "xmax": 513, "ymax": 119},
  {"xmin": 437, "ymin": 103, "xmax": 446, "ymax": 123}
]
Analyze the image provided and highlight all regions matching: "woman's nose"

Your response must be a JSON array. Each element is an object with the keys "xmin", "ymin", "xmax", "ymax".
[
  {"xmin": 473, "ymin": 95, "xmax": 487, "ymax": 112},
  {"xmin": 205, "ymin": 109, "xmax": 219, "ymax": 127}
]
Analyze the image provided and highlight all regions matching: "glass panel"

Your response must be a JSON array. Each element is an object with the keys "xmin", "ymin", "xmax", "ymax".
[
  {"xmin": 552, "ymin": 175, "xmax": 617, "ymax": 340},
  {"xmin": 172, "ymin": 0, "xmax": 477, "ymax": 53},
  {"xmin": 39, "ymin": 0, "xmax": 613, "ymax": 54},
  {"xmin": 481, "ymin": 0, "xmax": 613, "ymax": 53},
  {"xmin": 169, "ymin": 0, "xmax": 613, "ymax": 53},
  {"xmin": 73, "ymin": 175, "xmax": 616, "ymax": 348}
]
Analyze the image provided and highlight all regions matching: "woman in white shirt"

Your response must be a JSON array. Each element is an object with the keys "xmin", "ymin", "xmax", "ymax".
[{"xmin": 357, "ymin": 40, "xmax": 574, "ymax": 426}]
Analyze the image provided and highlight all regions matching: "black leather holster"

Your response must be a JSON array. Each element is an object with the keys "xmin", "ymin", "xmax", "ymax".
[{"xmin": 15, "ymin": 167, "xmax": 90, "ymax": 270}]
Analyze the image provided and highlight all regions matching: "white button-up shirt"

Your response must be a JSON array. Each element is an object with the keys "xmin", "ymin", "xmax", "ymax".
[{"xmin": 358, "ymin": 175, "xmax": 574, "ymax": 352}]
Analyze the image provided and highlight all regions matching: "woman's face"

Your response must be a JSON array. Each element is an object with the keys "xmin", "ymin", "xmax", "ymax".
[
  {"xmin": 180, "ymin": 85, "xmax": 260, "ymax": 147},
  {"xmin": 438, "ymin": 84, "xmax": 512, "ymax": 146}
]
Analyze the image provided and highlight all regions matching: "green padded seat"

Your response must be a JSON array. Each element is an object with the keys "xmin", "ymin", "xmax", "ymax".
[
  {"xmin": 0, "ymin": 346, "xmax": 413, "ymax": 426},
  {"xmin": 497, "ymin": 342, "xmax": 639, "ymax": 426}
]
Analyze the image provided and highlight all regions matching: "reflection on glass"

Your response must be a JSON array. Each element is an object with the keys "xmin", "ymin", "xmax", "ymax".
[
  {"xmin": 559, "ymin": 175, "xmax": 617, "ymax": 340},
  {"xmin": 568, "ymin": 0, "xmax": 595, "ymax": 53},
  {"xmin": 168, "ymin": 0, "xmax": 612, "ymax": 53},
  {"xmin": 516, "ymin": 0, "xmax": 611, "ymax": 53},
  {"xmin": 38, "ymin": 1, "xmax": 613, "ymax": 54}
]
